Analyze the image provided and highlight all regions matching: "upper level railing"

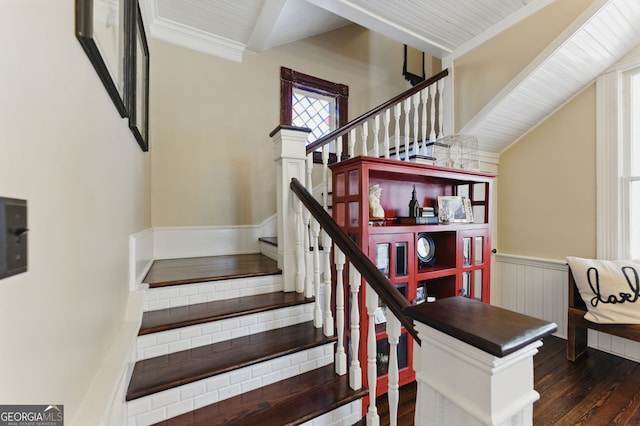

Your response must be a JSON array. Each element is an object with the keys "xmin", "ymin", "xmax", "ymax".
[{"xmin": 306, "ymin": 68, "xmax": 449, "ymax": 159}]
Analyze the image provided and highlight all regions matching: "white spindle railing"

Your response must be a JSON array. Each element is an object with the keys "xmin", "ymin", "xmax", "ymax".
[
  {"xmin": 279, "ymin": 70, "xmax": 449, "ymax": 426},
  {"xmin": 349, "ymin": 266, "xmax": 363, "ymax": 391},
  {"xmin": 366, "ymin": 284, "xmax": 380, "ymax": 426},
  {"xmin": 334, "ymin": 246, "xmax": 347, "ymax": 375},
  {"xmin": 387, "ymin": 314, "xmax": 402, "ymax": 426}
]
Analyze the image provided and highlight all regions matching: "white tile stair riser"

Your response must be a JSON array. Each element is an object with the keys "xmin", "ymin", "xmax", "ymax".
[
  {"xmin": 299, "ymin": 400, "xmax": 362, "ymax": 426},
  {"xmin": 127, "ymin": 343, "xmax": 336, "ymax": 426},
  {"xmin": 136, "ymin": 303, "xmax": 314, "ymax": 360},
  {"xmin": 143, "ymin": 274, "xmax": 283, "ymax": 311}
]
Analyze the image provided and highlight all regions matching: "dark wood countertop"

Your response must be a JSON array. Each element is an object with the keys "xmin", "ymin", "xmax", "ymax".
[{"xmin": 403, "ymin": 296, "xmax": 557, "ymax": 357}]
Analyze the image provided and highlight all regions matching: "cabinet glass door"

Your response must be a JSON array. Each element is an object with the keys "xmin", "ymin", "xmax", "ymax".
[{"xmin": 459, "ymin": 229, "xmax": 490, "ymax": 302}]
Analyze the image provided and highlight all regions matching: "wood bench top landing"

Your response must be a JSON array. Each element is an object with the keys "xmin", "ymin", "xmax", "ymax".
[{"xmin": 404, "ymin": 296, "xmax": 557, "ymax": 357}]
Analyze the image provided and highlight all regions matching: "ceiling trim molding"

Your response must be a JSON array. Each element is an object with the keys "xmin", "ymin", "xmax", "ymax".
[
  {"xmin": 452, "ymin": 0, "xmax": 556, "ymax": 60},
  {"xmin": 246, "ymin": 0, "xmax": 288, "ymax": 52},
  {"xmin": 140, "ymin": 0, "xmax": 246, "ymax": 62},
  {"xmin": 605, "ymin": 43, "xmax": 640, "ymax": 73},
  {"xmin": 305, "ymin": 0, "xmax": 453, "ymax": 57}
]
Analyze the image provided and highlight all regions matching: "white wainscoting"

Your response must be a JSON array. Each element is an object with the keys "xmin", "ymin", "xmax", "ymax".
[
  {"xmin": 495, "ymin": 253, "xmax": 640, "ymax": 362},
  {"xmin": 153, "ymin": 215, "xmax": 277, "ymax": 260},
  {"xmin": 494, "ymin": 254, "xmax": 568, "ymax": 338}
]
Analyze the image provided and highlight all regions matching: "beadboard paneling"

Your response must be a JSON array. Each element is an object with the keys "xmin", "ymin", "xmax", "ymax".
[{"xmin": 495, "ymin": 253, "xmax": 640, "ymax": 362}]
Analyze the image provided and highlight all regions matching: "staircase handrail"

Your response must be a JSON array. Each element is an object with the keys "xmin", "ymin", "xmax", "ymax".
[
  {"xmin": 290, "ymin": 177, "xmax": 420, "ymax": 343},
  {"xmin": 305, "ymin": 68, "xmax": 449, "ymax": 155}
]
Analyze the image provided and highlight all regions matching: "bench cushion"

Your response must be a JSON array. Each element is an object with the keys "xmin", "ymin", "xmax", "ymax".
[{"xmin": 567, "ymin": 257, "xmax": 640, "ymax": 324}]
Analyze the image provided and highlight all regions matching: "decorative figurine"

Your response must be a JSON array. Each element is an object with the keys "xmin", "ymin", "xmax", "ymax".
[
  {"xmin": 369, "ymin": 184, "xmax": 385, "ymax": 219},
  {"xmin": 408, "ymin": 185, "xmax": 420, "ymax": 217}
]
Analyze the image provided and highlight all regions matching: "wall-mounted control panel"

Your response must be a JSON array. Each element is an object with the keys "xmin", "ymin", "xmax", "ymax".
[{"xmin": 0, "ymin": 197, "xmax": 28, "ymax": 279}]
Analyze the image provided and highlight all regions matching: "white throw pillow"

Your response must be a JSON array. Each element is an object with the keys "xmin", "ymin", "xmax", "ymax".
[{"xmin": 567, "ymin": 257, "xmax": 640, "ymax": 324}]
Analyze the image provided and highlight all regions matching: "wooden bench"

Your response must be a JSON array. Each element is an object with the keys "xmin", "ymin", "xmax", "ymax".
[{"xmin": 567, "ymin": 267, "xmax": 640, "ymax": 361}]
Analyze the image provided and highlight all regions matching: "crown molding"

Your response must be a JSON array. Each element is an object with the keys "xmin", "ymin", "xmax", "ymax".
[{"xmin": 140, "ymin": 0, "xmax": 246, "ymax": 62}]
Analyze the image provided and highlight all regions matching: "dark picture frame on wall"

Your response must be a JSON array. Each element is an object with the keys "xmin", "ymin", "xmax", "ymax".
[
  {"xmin": 75, "ymin": 0, "xmax": 129, "ymax": 117},
  {"xmin": 127, "ymin": 3, "xmax": 150, "ymax": 152},
  {"xmin": 403, "ymin": 44, "xmax": 426, "ymax": 87}
]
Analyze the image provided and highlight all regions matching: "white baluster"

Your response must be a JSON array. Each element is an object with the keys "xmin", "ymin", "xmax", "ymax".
[
  {"xmin": 429, "ymin": 84, "xmax": 437, "ymax": 142},
  {"xmin": 394, "ymin": 104, "xmax": 401, "ymax": 160},
  {"xmin": 304, "ymin": 154, "xmax": 314, "ymax": 299},
  {"xmin": 421, "ymin": 88, "xmax": 428, "ymax": 155},
  {"xmin": 372, "ymin": 115, "xmax": 380, "ymax": 158},
  {"xmin": 403, "ymin": 99, "xmax": 411, "ymax": 159},
  {"xmin": 383, "ymin": 109, "xmax": 391, "ymax": 159},
  {"xmin": 361, "ymin": 121, "xmax": 369, "ymax": 156},
  {"xmin": 334, "ymin": 246, "xmax": 347, "ymax": 375},
  {"xmin": 387, "ymin": 313, "xmax": 401, "ymax": 426},
  {"xmin": 438, "ymin": 79, "xmax": 445, "ymax": 138},
  {"xmin": 322, "ymin": 145, "xmax": 329, "ymax": 210},
  {"xmin": 349, "ymin": 266, "xmax": 362, "ymax": 390},
  {"xmin": 311, "ymin": 219, "xmax": 322, "ymax": 328},
  {"xmin": 349, "ymin": 128, "xmax": 356, "ymax": 158},
  {"xmin": 294, "ymin": 197, "xmax": 304, "ymax": 294},
  {"xmin": 412, "ymin": 93, "xmax": 420, "ymax": 158},
  {"xmin": 322, "ymin": 231, "xmax": 333, "ymax": 336},
  {"xmin": 366, "ymin": 284, "xmax": 380, "ymax": 426}
]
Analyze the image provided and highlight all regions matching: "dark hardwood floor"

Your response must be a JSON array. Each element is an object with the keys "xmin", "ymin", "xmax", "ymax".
[
  {"xmin": 363, "ymin": 335, "xmax": 640, "ymax": 425},
  {"xmin": 534, "ymin": 335, "xmax": 640, "ymax": 425}
]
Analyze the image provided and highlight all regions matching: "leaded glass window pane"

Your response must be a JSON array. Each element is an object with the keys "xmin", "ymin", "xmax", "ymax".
[{"xmin": 292, "ymin": 89, "xmax": 336, "ymax": 144}]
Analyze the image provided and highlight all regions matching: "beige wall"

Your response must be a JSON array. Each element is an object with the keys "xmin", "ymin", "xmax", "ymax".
[
  {"xmin": 150, "ymin": 25, "xmax": 417, "ymax": 226},
  {"xmin": 498, "ymin": 85, "xmax": 596, "ymax": 260},
  {"xmin": 454, "ymin": 0, "xmax": 592, "ymax": 130},
  {"xmin": 0, "ymin": 0, "xmax": 151, "ymax": 422}
]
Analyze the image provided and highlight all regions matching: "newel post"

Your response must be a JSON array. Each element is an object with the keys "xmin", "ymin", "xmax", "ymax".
[
  {"xmin": 405, "ymin": 297, "xmax": 557, "ymax": 426},
  {"xmin": 270, "ymin": 125, "xmax": 311, "ymax": 293}
]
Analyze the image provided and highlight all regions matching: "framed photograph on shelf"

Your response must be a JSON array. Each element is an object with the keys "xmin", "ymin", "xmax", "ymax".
[
  {"xmin": 127, "ymin": 3, "xmax": 150, "ymax": 152},
  {"xmin": 437, "ymin": 195, "xmax": 468, "ymax": 223},
  {"xmin": 463, "ymin": 198, "xmax": 474, "ymax": 223},
  {"xmin": 76, "ymin": 0, "xmax": 128, "ymax": 117}
]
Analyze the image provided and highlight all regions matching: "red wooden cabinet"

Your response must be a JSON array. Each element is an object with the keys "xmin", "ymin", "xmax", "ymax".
[{"xmin": 330, "ymin": 156, "xmax": 495, "ymax": 396}]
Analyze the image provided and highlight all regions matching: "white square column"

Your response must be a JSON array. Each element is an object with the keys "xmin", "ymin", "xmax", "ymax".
[
  {"xmin": 405, "ymin": 296, "xmax": 557, "ymax": 426},
  {"xmin": 413, "ymin": 323, "xmax": 541, "ymax": 426},
  {"xmin": 270, "ymin": 125, "xmax": 311, "ymax": 292}
]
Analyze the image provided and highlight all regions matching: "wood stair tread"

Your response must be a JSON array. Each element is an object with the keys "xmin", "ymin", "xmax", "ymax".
[
  {"xmin": 143, "ymin": 254, "xmax": 281, "ymax": 288},
  {"xmin": 140, "ymin": 291, "xmax": 314, "ymax": 335},
  {"xmin": 153, "ymin": 364, "xmax": 367, "ymax": 426},
  {"xmin": 127, "ymin": 321, "xmax": 336, "ymax": 401}
]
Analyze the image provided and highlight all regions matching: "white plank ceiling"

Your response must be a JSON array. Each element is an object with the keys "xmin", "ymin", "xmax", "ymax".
[
  {"xmin": 461, "ymin": 0, "xmax": 640, "ymax": 153},
  {"xmin": 140, "ymin": 0, "xmax": 640, "ymax": 154}
]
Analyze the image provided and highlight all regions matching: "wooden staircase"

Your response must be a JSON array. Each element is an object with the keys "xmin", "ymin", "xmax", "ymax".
[{"xmin": 125, "ymin": 253, "xmax": 367, "ymax": 425}]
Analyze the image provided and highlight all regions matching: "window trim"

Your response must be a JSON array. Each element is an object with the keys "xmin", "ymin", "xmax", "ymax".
[
  {"xmin": 596, "ymin": 46, "xmax": 640, "ymax": 259},
  {"xmin": 280, "ymin": 67, "xmax": 348, "ymax": 130}
]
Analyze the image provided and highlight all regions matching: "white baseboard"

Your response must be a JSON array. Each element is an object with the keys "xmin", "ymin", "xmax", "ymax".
[
  {"xmin": 71, "ymin": 288, "xmax": 145, "ymax": 426},
  {"xmin": 129, "ymin": 228, "xmax": 154, "ymax": 291}
]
